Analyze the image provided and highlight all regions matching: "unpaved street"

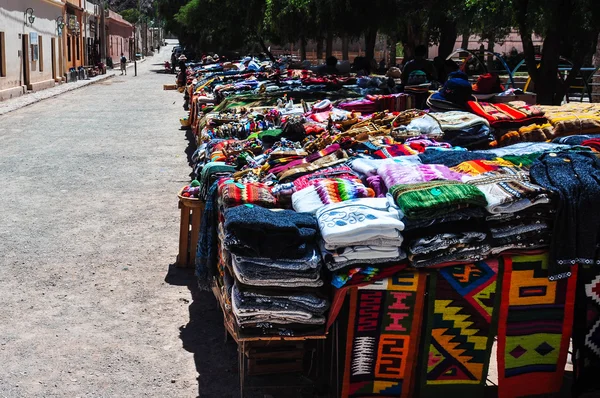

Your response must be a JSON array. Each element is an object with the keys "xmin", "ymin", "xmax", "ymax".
[{"xmin": 0, "ymin": 45, "xmax": 241, "ymax": 397}]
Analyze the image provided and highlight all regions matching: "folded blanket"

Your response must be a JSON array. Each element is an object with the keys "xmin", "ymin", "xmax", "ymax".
[
  {"xmin": 451, "ymin": 159, "xmax": 512, "ymax": 175},
  {"xmin": 543, "ymin": 110, "xmax": 600, "ymax": 137},
  {"xmin": 442, "ymin": 124, "xmax": 495, "ymax": 149},
  {"xmin": 405, "ymin": 135, "xmax": 452, "ymax": 152},
  {"xmin": 484, "ymin": 142, "xmax": 569, "ymax": 157},
  {"xmin": 378, "ymin": 163, "xmax": 464, "ymax": 189},
  {"xmin": 389, "ymin": 181, "xmax": 487, "ymax": 220},
  {"xmin": 467, "ymin": 101, "xmax": 546, "ymax": 128},
  {"xmin": 408, "ymin": 231, "xmax": 487, "ymax": 255},
  {"xmin": 231, "ymin": 251, "xmax": 323, "ymax": 288},
  {"xmin": 463, "ymin": 167, "xmax": 551, "ymax": 214},
  {"xmin": 316, "ymin": 198, "xmax": 405, "ymax": 248},
  {"xmin": 410, "ymin": 244, "xmax": 491, "ymax": 268},
  {"xmin": 366, "ymin": 175, "xmax": 387, "ymax": 197},
  {"xmin": 373, "ymin": 144, "xmax": 419, "ymax": 159},
  {"xmin": 232, "ymin": 284, "xmax": 328, "ymax": 326},
  {"xmin": 292, "ymin": 178, "xmax": 375, "ymax": 214},
  {"xmin": 218, "ymin": 179, "xmax": 278, "ymax": 209},
  {"xmin": 224, "ymin": 205, "xmax": 318, "ymax": 259},
  {"xmin": 402, "ymin": 207, "xmax": 487, "ymax": 231},
  {"xmin": 582, "ymin": 138, "xmax": 600, "ymax": 152},
  {"xmin": 552, "ymin": 134, "xmax": 600, "ymax": 145},
  {"xmin": 348, "ymin": 156, "xmax": 421, "ymax": 177},
  {"xmin": 418, "ymin": 150, "xmax": 496, "ymax": 167},
  {"xmin": 319, "ymin": 241, "xmax": 407, "ymax": 271},
  {"xmin": 428, "ymin": 110, "xmax": 490, "ymax": 130},
  {"xmin": 292, "ymin": 165, "xmax": 359, "ymax": 191}
]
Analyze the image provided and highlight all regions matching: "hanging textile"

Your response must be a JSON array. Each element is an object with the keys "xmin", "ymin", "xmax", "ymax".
[
  {"xmin": 342, "ymin": 271, "xmax": 427, "ymax": 398},
  {"xmin": 418, "ymin": 259, "xmax": 501, "ymax": 397},
  {"xmin": 497, "ymin": 252, "xmax": 577, "ymax": 398}
]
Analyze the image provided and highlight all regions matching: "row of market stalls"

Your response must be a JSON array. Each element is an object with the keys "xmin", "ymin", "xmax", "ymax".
[{"xmin": 173, "ymin": 56, "xmax": 600, "ymax": 397}]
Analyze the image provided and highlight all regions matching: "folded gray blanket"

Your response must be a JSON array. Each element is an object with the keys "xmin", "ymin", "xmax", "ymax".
[
  {"xmin": 232, "ymin": 284, "xmax": 328, "ymax": 326},
  {"xmin": 231, "ymin": 252, "xmax": 324, "ymax": 288},
  {"xmin": 410, "ymin": 244, "xmax": 492, "ymax": 268},
  {"xmin": 408, "ymin": 231, "xmax": 487, "ymax": 255}
]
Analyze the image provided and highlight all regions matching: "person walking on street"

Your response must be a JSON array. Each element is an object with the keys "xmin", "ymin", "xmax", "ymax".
[{"xmin": 120, "ymin": 53, "xmax": 127, "ymax": 76}]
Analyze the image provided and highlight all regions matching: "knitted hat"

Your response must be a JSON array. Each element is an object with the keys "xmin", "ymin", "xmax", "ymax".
[
  {"xmin": 436, "ymin": 74, "xmax": 473, "ymax": 105},
  {"xmin": 407, "ymin": 70, "xmax": 428, "ymax": 86},
  {"xmin": 472, "ymin": 73, "xmax": 504, "ymax": 94},
  {"xmin": 386, "ymin": 67, "xmax": 402, "ymax": 79}
]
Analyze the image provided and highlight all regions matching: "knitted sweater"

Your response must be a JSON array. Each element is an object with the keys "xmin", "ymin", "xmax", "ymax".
[
  {"xmin": 378, "ymin": 163, "xmax": 464, "ymax": 189},
  {"xmin": 316, "ymin": 198, "xmax": 405, "ymax": 249},
  {"xmin": 224, "ymin": 205, "xmax": 318, "ymax": 259},
  {"xmin": 530, "ymin": 151, "xmax": 600, "ymax": 280},
  {"xmin": 291, "ymin": 178, "xmax": 375, "ymax": 214},
  {"xmin": 389, "ymin": 180, "xmax": 488, "ymax": 220}
]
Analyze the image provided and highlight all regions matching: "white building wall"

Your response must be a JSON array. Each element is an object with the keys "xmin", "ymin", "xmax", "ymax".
[{"xmin": 0, "ymin": 0, "xmax": 64, "ymax": 101}]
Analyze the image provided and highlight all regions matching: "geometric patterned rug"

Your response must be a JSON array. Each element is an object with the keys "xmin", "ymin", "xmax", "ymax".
[
  {"xmin": 497, "ymin": 253, "xmax": 577, "ymax": 398},
  {"xmin": 342, "ymin": 270, "xmax": 427, "ymax": 398},
  {"xmin": 572, "ymin": 266, "xmax": 600, "ymax": 396},
  {"xmin": 419, "ymin": 259, "xmax": 501, "ymax": 398}
]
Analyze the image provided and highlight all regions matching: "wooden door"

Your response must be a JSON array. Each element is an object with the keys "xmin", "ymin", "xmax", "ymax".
[
  {"xmin": 22, "ymin": 34, "xmax": 30, "ymax": 87},
  {"xmin": 51, "ymin": 38, "xmax": 57, "ymax": 80}
]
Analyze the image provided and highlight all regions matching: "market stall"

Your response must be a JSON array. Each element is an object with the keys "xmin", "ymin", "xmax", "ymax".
[{"xmin": 174, "ymin": 56, "xmax": 600, "ymax": 397}]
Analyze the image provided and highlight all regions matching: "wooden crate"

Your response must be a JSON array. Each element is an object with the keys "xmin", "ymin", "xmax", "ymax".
[
  {"xmin": 245, "ymin": 341, "xmax": 306, "ymax": 376},
  {"xmin": 176, "ymin": 190, "xmax": 204, "ymax": 268},
  {"xmin": 163, "ymin": 84, "xmax": 177, "ymax": 90}
]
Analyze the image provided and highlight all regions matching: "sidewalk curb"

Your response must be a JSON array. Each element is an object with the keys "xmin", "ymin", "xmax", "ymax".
[{"xmin": 0, "ymin": 73, "xmax": 116, "ymax": 117}]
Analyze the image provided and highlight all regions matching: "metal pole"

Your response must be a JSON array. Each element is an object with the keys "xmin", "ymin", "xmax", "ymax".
[{"xmin": 134, "ymin": 0, "xmax": 139, "ymax": 76}]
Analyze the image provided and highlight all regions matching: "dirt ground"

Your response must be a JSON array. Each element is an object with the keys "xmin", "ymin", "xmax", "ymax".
[{"xmin": 0, "ymin": 44, "xmax": 249, "ymax": 398}]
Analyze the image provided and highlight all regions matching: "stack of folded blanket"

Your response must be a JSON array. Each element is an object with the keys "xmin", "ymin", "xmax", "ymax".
[
  {"xmin": 316, "ymin": 197, "xmax": 406, "ymax": 271},
  {"xmin": 428, "ymin": 111, "xmax": 495, "ymax": 149},
  {"xmin": 232, "ymin": 284, "xmax": 329, "ymax": 335},
  {"xmin": 388, "ymin": 176, "xmax": 490, "ymax": 267},
  {"xmin": 463, "ymin": 166, "xmax": 554, "ymax": 255},
  {"xmin": 222, "ymin": 205, "xmax": 328, "ymax": 335}
]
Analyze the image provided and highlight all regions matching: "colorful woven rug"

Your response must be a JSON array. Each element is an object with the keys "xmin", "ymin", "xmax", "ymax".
[
  {"xmin": 572, "ymin": 266, "xmax": 600, "ymax": 396},
  {"xmin": 497, "ymin": 253, "xmax": 577, "ymax": 398},
  {"xmin": 342, "ymin": 270, "xmax": 427, "ymax": 398},
  {"xmin": 419, "ymin": 259, "xmax": 501, "ymax": 398}
]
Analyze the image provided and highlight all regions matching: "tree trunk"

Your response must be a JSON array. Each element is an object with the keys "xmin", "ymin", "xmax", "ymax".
[
  {"xmin": 364, "ymin": 26, "xmax": 378, "ymax": 62},
  {"xmin": 402, "ymin": 23, "xmax": 419, "ymax": 62},
  {"xmin": 461, "ymin": 29, "xmax": 470, "ymax": 50},
  {"xmin": 300, "ymin": 36, "xmax": 307, "ymax": 61},
  {"xmin": 326, "ymin": 30, "xmax": 333, "ymax": 58},
  {"xmin": 486, "ymin": 39, "xmax": 495, "ymax": 72},
  {"xmin": 316, "ymin": 38, "xmax": 323, "ymax": 61},
  {"xmin": 341, "ymin": 34, "xmax": 349, "ymax": 60},
  {"xmin": 515, "ymin": 0, "xmax": 539, "ymax": 83},
  {"xmin": 389, "ymin": 38, "xmax": 397, "ymax": 67},
  {"xmin": 256, "ymin": 36, "xmax": 276, "ymax": 62},
  {"xmin": 437, "ymin": 18, "xmax": 458, "ymax": 60}
]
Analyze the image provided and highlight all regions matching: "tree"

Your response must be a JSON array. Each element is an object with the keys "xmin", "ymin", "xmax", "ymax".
[
  {"xmin": 263, "ymin": 0, "xmax": 316, "ymax": 60},
  {"xmin": 120, "ymin": 8, "xmax": 140, "ymax": 24},
  {"xmin": 513, "ymin": 0, "xmax": 600, "ymax": 104},
  {"xmin": 466, "ymin": 0, "xmax": 513, "ymax": 69}
]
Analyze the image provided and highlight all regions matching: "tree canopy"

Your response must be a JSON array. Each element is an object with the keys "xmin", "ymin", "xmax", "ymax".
[{"xmin": 154, "ymin": 0, "xmax": 600, "ymax": 104}]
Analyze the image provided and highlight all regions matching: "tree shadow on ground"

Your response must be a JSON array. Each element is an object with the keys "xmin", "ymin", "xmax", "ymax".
[
  {"xmin": 182, "ymin": 128, "xmax": 197, "ymax": 179},
  {"xmin": 164, "ymin": 265, "xmax": 318, "ymax": 397},
  {"xmin": 165, "ymin": 265, "xmax": 242, "ymax": 397}
]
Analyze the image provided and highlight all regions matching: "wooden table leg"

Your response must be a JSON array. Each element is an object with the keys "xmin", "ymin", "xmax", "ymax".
[
  {"xmin": 188, "ymin": 205, "xmax": 203, "ymax": 267},
  {"xmin": 177, "ymin": 202, "xmax": 190, "ymax": 268}
]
